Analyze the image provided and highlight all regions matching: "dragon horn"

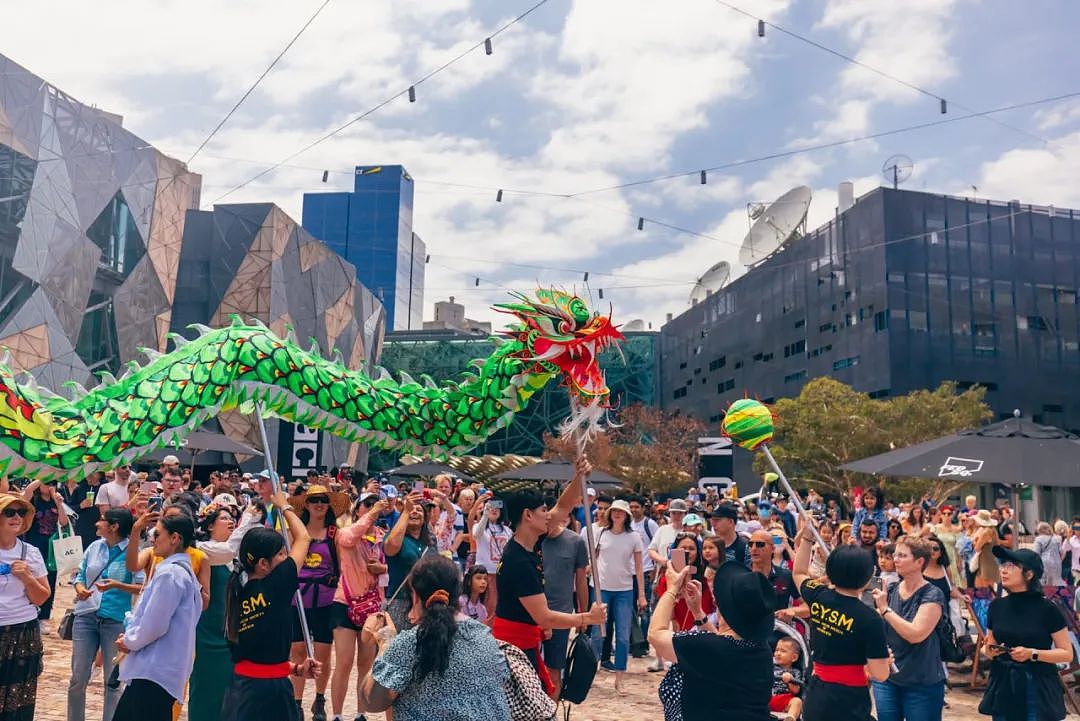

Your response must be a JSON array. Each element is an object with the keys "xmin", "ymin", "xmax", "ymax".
[
  {"xmin": 166, "ymin": 332, "xmax": 189, "ymax": 349},
  {"xmin": 187, "ymin": 323, "xmax": 214, "ymax": 336}
]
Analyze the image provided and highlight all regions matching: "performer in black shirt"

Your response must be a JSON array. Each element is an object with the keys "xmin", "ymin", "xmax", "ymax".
[
  {"xmin": 793, "ymin": 523, "xmax": 890, "ymax": 721},
  {"xmin": 221, "ymin": 491, "xmax": 318, "ymax": 721},
  {"xmin": 493, "ymin": 456, "xmax": 606, "ymax": 697}
]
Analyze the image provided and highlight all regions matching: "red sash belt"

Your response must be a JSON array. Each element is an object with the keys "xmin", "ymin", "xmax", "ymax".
[
  {"xmin": 234, "ymin": 660, "xmax": 291, "ymax": 679},
  {"xmin": 813, "ymin": 663, "xmax": 868, "ymax": 687},
  {"xmin": 492, "ymin": 616, "xmax": 555, "ymax": 697}
]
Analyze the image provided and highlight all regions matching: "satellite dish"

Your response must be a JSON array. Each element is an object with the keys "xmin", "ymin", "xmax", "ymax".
[
  {"xmin": 739, "ymin": 186, "xmax": 811, "ymax": 268},
  {"xmin": 688, "ymin": 261, "xmax": 731, "ymax": 305},
  {"xmin": 748, "ymin": 202, "xmax": 766, "ymax": 220},
  {"xmin": 882, "ymin": 155, "xmax": 913, "ymax": 189},
  {"xmin": 623, "ymin": 319, "xmax": 646, "ymax": 331}
]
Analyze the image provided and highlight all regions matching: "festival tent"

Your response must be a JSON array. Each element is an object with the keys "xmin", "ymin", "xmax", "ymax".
[
  {"xmin": 491, "ymin": 460, "xmax": 625, "ymax": 492},
  {"xmin": 840, "ymin": 415, "xmax": 1080, "ymax": 487},
  {"xmin": 142, "ymin": 430, "xmax": 262, "ymax": 467}
]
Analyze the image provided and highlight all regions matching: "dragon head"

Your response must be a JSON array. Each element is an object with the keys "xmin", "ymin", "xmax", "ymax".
[{"xmin": 495, "ymin": 289, "xmax": 624, "ymax": 409}]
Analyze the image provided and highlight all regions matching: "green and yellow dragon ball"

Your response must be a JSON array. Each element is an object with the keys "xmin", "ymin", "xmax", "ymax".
[
  {"xmin": 721, "ymin": 398, "xmax": 775, "ymax": 450},
  {"xmin": 0, "ymin": 289, "xmax": 622, "ymax": 483}
]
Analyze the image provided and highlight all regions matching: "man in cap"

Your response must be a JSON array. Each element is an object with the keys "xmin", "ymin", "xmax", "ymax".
[
  {"xmin": 572, "ymin": 487, "xmax": 599, "ymax": 531},
  {"xmin": 710, "ymin": 502, "xmax": 750, "ymax": 567},
  {"xmin": 160, "ymin": 454, "xmax": 181, "ymax": 475}
]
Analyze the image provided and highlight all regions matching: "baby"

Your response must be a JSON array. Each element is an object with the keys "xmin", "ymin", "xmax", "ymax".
[
  {"xmin": 769, "ymin": 637, "xmax": 804, "ymax": 721},
  {"xmin": 878, "ymin": 543, "xmax": 900, "ymax": 587}
]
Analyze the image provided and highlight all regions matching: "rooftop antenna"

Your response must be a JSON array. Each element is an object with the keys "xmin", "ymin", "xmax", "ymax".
[
  {"xmin": 739, "ymin": 186, "xmax": 812, "ymax": 268},
  {"xmin": 882, "ymin": 155, "xmax": 914, "ymax": 189}
]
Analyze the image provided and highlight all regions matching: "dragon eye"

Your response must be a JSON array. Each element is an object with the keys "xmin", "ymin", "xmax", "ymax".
[
  {"xmin": 568, "ymin": 298, "xmax": 589, "ymax": 324},
  {"xmin": 558, "ymin": 320, "xmax": 573, "ymax": 335}
]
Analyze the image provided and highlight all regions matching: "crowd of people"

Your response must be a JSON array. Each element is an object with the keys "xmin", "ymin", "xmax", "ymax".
[{"xmin": 0, "ymin": 456, "xmax": 1077, "ymax": 721}]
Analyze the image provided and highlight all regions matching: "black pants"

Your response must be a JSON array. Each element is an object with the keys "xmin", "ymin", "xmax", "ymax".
[
  {"xmin": 221, "ymin": 675, "xmax": 300, "ymax": 721},
  {"xmin": 38, "ymin": 569, "xmax": 57, "ymax": 620},
  {"xmin": 113, "ymin": 679, "xmax": 175, "ymax": 721}
]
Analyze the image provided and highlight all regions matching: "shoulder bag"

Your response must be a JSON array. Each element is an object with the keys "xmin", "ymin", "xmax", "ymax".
[{"xmin": 498, "ymin": 641, "xmax": 557, "ymax": 721}]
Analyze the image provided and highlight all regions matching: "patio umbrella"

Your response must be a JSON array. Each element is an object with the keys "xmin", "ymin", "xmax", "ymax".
[
  {"xmin": 840, "ymin": 415, "xmax": 1080, "ymax": 486},
  {"xmin": 492, "ymin": 460, "xmax": 626, "ymax": 489},
  {"xmin": 385, "ymin": 462, "xmax": 474, "ymax": 482},
  {"xmin": 142, "ymin": 430, "xmax": 262, "ymax": 467}
]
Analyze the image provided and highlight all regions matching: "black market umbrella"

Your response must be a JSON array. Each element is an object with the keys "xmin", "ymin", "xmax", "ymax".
[
  {"xmin": 386, "ymin": 462, "xmax": 474, "ymax": 482},
  {"xmin": 142, "ymin": 430, "xmax": 262, "ymax": 466},
  {"xmin": 491, "ymin": 460, "xmax": 626, "ymax": 493},
  {"xmin": 840, "ymin": 416, "xmax": 1080, "ymax": 486}
]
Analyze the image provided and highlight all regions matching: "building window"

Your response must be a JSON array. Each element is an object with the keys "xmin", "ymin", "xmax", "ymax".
[
  {"xmin": 794, "ymin": 318, "xmax": 806, "ymax": 328},
  {"xmin": 86, "ymin": 191, "xmax": 145, "ymax": 277},
  {"xmin": 873, "ymin": 310, "xmax": 889, "ymax": 332},
  {"xmin": 1026, "ymin": 315, "xmax": 1049, "ymax": 331},
  {"xmin": 673, "ymin": 387, "xmax": 687, "ymax": 399},
  {"xmin": 708, "ymin": 356, "xmax": 726, "ymax": 371},
  {"xmin": 1043, "ymin": 403, "xmax": 1064, "ymax": 413},
  {"xmin": 717, "ymin": 379, "xmax": 735, "ymax": 393},
  {"xmin": 833, "ymin": 355, "xmax": 860, "ymax": 370},
  {"xmin": 909, "ymin": 311, "xmax": 928, "ymax": 331},
  {"xmin": 868, "ymin": 389, "xmax": 890, "ymax": 399},
  {"xmin": 784, "ymin": 340, "xmax": 806, "ymax": 358},
  {"xmin": 784, "ymin": 369, "xmax": 808, "ymax": 383},
  {"xmin": 734, "ymin": 360, "xmax": 743, "ymax": 369}
]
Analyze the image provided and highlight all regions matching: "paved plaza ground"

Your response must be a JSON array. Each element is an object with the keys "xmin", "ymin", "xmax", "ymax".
[{"xmin": 34, "ymin": 585, "xmax": 1078, "ymax": 721}]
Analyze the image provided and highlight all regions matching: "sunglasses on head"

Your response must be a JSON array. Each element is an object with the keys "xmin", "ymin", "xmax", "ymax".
[
  {"xmin": 749, "ymin": 540, "xmax": 770, "ymax": 548},
  {"xmin": 3, "ymin": 507, "xmax": 27, "ymax": 518},
  {"xmin": 307, "ymin": 496, "xmax": 330, "ymax": 504},
  {"xmin": 361, "ymin": 498, "xmax": 377, "ymax": 507}
]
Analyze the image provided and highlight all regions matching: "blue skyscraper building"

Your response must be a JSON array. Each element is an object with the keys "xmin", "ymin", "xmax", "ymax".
[{"xmin": 303, "ymin": 165, "xmax": 426, "ymax": 330}]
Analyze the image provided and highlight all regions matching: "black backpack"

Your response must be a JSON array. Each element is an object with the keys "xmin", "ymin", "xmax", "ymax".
[{"xmin": 559, "ymin": 632, "xmax": 598, "ymax": 705}]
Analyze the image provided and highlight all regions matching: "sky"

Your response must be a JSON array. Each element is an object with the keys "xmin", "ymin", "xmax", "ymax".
[{"xmin": 6, "ymin": 0, "xmax": 1080, "ymax": 330}]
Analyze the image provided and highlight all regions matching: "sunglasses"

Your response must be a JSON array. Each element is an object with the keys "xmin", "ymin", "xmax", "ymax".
[
  {"xmin": 307, "ymin": 496, "xmax": 330, "ymax": 504},
  {"xmin": 3, "ymin": 507, "xmax": 28, "ymax": 518},
  {"xmin": 749, "ymin": 541, "xmax": 770, "ymax": 549},
  {"xmin": 361, "ymin": 498, "xmax": 377, "ymax": 507}
]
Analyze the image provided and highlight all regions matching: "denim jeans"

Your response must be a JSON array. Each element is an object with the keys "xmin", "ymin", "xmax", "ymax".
[
  {"xmin": 591, "ymin": 589, "xmax": 633, "ymax": 671},
  {"xmin": 69, "ymin": 612, "xmax": 125, "ymax": 721},
  {"xmin": 871, "ymin": 680, "xmax": 945, "ymax": 721}
]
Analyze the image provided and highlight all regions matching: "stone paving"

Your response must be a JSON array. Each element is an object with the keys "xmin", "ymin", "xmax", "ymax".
[{"xmin": 34, "ymin": 584, "xmax": 1080, "ymax": 720}]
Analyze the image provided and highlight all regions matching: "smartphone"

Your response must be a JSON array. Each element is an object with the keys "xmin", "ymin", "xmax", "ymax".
[
  {"xmin": 868, "ymin": 576, "xmax": 883, "ymax": 593},
  {"xmin": 412, "ymin": 480, "xmax": 425, "ymax": 494},
  {"xmin": 491, "ymin": 499, "xmax": 503, "ymax": 510},
  {"xmin": 148, "ymin": 495, "xmax": 163, "ymax": 512},
  {"xmin": 670, "ymin": 548, "xmax": 687, "ymax": 572},
  {"xmin": 140, "ymin": 481, "xmax": 156, "ymax": 495},
  {"xmin": 987, "ymin": 643, "xmax": 1010, "ymax": 652}
]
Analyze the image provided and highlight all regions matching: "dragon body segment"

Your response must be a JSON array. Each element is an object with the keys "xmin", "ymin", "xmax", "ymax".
[{"xmin": 0, "ymin": 290, "xmax": 620, "ymax": 482}]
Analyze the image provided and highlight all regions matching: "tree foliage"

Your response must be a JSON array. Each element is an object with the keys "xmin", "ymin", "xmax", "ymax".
[
  {"xmin": 753, "ymin": 378, "xmax": 993, "ymax": 503},
  {"xmin": 544, "ymin": 404, "xmax": 707, "ymax": 494}
]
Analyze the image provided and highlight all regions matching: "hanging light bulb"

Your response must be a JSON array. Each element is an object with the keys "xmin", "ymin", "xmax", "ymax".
[
  {"xmin": 484, "ymin": 38, "xmax": 493, "ymax": 55},
  {"xmin": 940, "ymin": 98, "xmax": 947, "ymax": 114},
  {"xmin": 408, "ymin": 86, "xmax": 416, "ymax": 103},
  {"xmin": 583, "ymin": 272, "xmax": 589, "ymax": 282},
  {"xmin": 758, "ymin": 19, "xmax": 765, "ymax": 37},
  {"xmin": 496, "ymin": 189, "xmax": 503, "ymax": 202},
  {"xmin": 598, "ymin": 288, "xmax": 604, "ymax": 299},
  {"xmin": 700, "ymin": 170, "xmax": 707, "ymax": 185},
  {"xmin": 475, "ymin": 277, "xmax": 480, "ymax": 287},
  {"xmin": 321, "ymin": 170, "xmax": 329, "ymax": 183},
  {"xmin": 637, "ymin": 217, "xmax": 645, "ymax": 231}
]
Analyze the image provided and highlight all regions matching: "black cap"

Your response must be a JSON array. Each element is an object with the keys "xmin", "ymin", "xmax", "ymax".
[
  {"xmin": 711, "ymin": 502, "xmax": 739, "ymax": 521},
  {"xmin": 991, "ymin": 545, "xmax": 1043, "ymax": 579}
]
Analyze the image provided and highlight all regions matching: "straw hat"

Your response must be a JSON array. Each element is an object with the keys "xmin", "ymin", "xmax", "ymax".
[
  {"xmin": 288, "ymin": 484, "xmax": 350, "ymax": 518},
  {"xmin": 0, "ymin": 494, "xmax": 33, "ymax": 535},
  {"xmin": 973, "ymin": 509, "xmax": 998, "ymax": 527}
]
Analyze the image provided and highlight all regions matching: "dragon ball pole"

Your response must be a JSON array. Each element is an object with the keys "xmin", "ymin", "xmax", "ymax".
[
  {"xmin": 254, "ymin": 402, "xmax": 315, "ymax": 659},
  {"xmin": 760, "ymin": 445, "xmax": 830, "ymax": 557}
]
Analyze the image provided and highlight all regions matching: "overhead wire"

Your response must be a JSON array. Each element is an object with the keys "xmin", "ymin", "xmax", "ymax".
[
  {"xmin": 568, "ymin": 92, "xmax": 1080, "ymax": 196},
  {"xmin": 710, "ymin": 0, "xmax": 1052, "ymax": 148},
  {"xmin": 186, "ymin": 0, "xmax": 334, "ymax": 164},
  {"xmin": 208, "ymin": 0, "xmax": 552, "ymax": 206}
]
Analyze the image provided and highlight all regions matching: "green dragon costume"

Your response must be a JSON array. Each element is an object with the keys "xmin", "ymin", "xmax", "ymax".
[{"xmin": 0, "ymin": 289, "xmax": 621, "ymax": 482}]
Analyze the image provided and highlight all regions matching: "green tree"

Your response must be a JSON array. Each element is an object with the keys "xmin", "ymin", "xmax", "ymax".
[
  {"xmin": 753, "ymin": 378, "xmax": 992, "ymax": 504},
  {"xmin": 544, "ymin": 404, "xmax": 706, "ymax": 494}
]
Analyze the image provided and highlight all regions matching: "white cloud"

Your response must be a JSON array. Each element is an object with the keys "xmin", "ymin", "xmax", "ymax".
[{"xmin": 969, "ymin": 130, "xmax": 1080, "ymax": 208}]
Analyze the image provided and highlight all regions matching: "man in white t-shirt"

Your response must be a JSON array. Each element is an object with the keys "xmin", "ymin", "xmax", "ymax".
[
  {"xmin": 95, "ymin": 465, "xmax": 132, "ymax": 512},
  {"xmin": 628, "ymin": 495, "xmax": 659, "ymax": 657},
  {"xmin": 645, "ymin": 497, "xmax": 686, "ymax": 671}
]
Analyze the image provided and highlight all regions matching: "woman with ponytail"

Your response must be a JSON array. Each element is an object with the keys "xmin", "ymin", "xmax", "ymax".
[
  {"xmin": 220, "ymin": 488, "xmax": 318, "ymax": 721},
  {"xmin": 356, "ymin": 554, "xmax": 511, "ymax": 721}
]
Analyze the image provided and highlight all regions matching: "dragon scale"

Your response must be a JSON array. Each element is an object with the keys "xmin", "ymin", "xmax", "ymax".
[{"xmin": 0, "ymin": 290, "xmax": 621, "ymax": 482}]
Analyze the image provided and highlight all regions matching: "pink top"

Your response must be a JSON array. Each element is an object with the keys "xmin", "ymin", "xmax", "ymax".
[{"xmin": 333, "ymin": 513, "xmax": 384, "ymax": 605}]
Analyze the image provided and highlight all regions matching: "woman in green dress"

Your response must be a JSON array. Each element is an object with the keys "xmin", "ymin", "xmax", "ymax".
[{"xmin": 189, "ymin": 500, "xmax": 258, "ymax": 721}]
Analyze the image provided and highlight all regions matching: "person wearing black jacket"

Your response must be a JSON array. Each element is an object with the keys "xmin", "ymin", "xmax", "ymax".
[{"xmin": 980, "ymin": 547, "xmax": 1072, "ymax": 721}]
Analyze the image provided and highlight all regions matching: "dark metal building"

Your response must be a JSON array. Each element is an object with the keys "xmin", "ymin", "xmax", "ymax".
[{"xmin": 663, "ymin": 185, "xmax": 1080, "ymax": 437}]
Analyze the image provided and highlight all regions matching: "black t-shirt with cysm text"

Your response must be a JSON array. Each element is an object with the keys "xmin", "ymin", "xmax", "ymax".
[
  {"xmin": 799, "ymin": 579, "xmax": 888, "ymax": 665},
  {"xmin": 496, "ymin": 537, "xmax": 545, "ymax": 625},
  {"xmin": 230, "ymin": 557, "xmax": 299, "ymax": 664}
]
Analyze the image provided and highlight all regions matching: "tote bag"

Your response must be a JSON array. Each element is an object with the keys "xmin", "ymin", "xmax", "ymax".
[{"xmin": 51, "ymin": 523, "xmax": 84, "ymax": 577}]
